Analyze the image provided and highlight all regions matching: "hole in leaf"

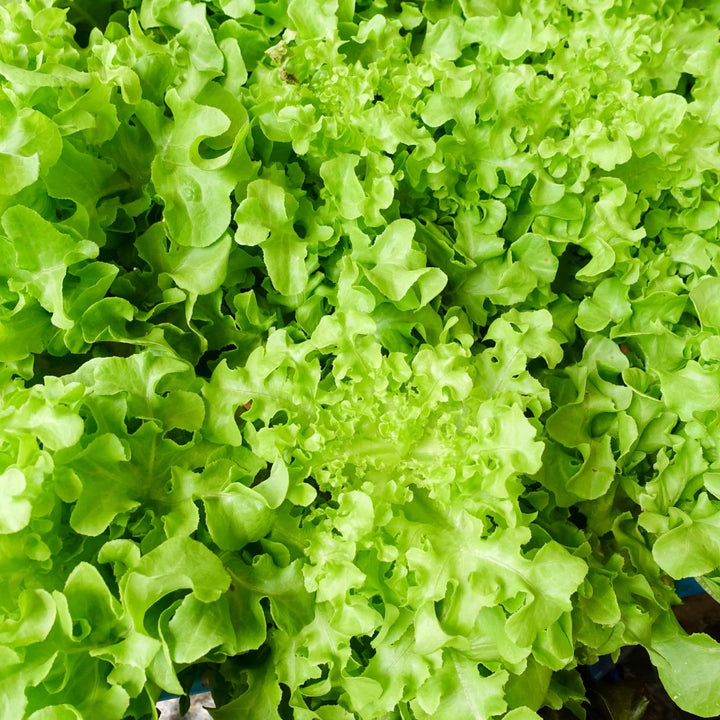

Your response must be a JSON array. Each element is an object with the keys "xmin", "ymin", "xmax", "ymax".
[
  {"xmin": 350, "ymin": 634, "xmax": 377, "ymax": 664},
  {"xmin": 72, "ymin": 619, "xmax": 91, "ymax": 640},
  {"xmin": 251, "ymin": 465, "xmax": 272, "ymax": 487},
  {"xmin": 268, "ymin": 410, "xmax": 288, "ymax": 426},
  {"xmin": 164, "ymin": 428, "xmax": 193, "ymax": 445},
  {"xmin": 125, "ymin": 417, "xmax": 143, "ymax": 434},
  {"xmin": 55, "ymin": 198, "xmax": 78, "ymax": 222},
  {"xmin": 569, "ymin": 505, "xmax": 588, "ymax": 530},
  {"xmin": 673, "ymin": 72, "xmax": 696, "ymax": 99},
  {"xmin": 59, "ymin": 0, "xmax": 117, "ymax": 47},
  {"xmin": 278, "ymin": 683, "xmax": 293, "ymax": 720}
]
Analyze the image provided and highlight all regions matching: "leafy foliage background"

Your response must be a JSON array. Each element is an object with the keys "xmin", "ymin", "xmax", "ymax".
[{"xmin": 3, "ymin": 0, "xmax": 720, "ymax": 718}]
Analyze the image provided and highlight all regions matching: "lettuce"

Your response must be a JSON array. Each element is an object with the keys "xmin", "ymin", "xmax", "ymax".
[{"xmin": 3, "ymin": 0, "xmax": 720, "ymax": 718}]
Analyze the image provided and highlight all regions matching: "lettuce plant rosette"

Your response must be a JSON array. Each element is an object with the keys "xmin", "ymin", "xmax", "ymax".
[{"xmin": 3, "ymin": 0, "xmax": 720, "ymax": 718}]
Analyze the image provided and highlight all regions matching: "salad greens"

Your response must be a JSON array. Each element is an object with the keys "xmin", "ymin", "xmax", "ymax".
[{"xmin": 3, "ymin": 0, "xmax": 720, "ymax": 717}]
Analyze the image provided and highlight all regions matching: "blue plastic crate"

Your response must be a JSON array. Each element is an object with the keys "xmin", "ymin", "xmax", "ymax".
[
  {"xmin": 158, "ymin": 675, "xmax": 208, "ymax": 702},
  {"xmin": 675, "ymin": 577, "xmax": 704, "ymax": 598}
]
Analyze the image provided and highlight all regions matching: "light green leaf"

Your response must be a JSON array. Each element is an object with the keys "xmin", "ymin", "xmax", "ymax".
[
  {"xmin": 234, "ymin": 179, "xmax": 308, "ymax": 295},
  {"xmin": 287, "ymin": 0, "xmax": 338, "ymax": 37},
  {"xmin": 0, "ymin": 108, "xmax": 62, "ymax": 195},
  {"xmin": 690, "ymin": 276, "xmax": 720, "ymax": 330},
  {"xmin": 64, "ymin": 563, "xmax": 124, "ymax": 642},
  {"xmin": 577, "ymin": 278, "xmax": 632, "ymax": 332},
  {"xmin": 0, "ymin": 589, "xmax": 56, "ymax": 646},
  {"xmin": 122, "ymin": 537, "xmax": 230, "ymax": 630},
  {"xmin": 648, "ymin": 613, "xmax": 720, "ymax": 717},
  {"xmin": 652, "ymin": 510, "xmax": 720, "ymax": 578},
  {"xmin": 152, "ymin": 90, "xmax": 250, "ymax": 248},
  {"xmin": 1, "ymin": 205, "xmax": 96, "ymax": 329},
  {"xmin": 320, "ymin": 154, "xmax": 366, "ymax": 221},
  {"xmin": 414, "ymin": 659, "xmax": 507, "ymax": 720},
  {"xmin": 210, "ymin": 660, "xmax": 282, "ymax": 720},
  {"xmin": 166, "ymin": 594, "xmax": 235, "ymax": 663},
  {"xmin": 28, "ymin": 706, "xmax": 83, "ymax": 720},
  {"xmin": 166, "ymin": 233, "xmax": 233, "ymax": 296},
  {"xmin": 0, "ymin": 468, "xmax": 32, "ymax": 534},
  {"xmin": 204, "ymin": 483, "xmax": 274, "ymax": 551},
  {"xmin": 67, "ymin": 434, "xmax": 138, "ymax": 536}
]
